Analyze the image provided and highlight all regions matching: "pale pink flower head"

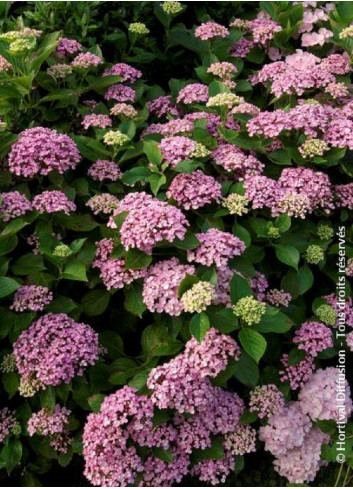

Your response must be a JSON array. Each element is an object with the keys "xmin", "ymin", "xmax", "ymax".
[
  {"xmin": 195, "ymin": 22, "xmax": 229, "ymax": 41},
  {"xmin": 285, "ymin": 49, "xmax": 320, "ymax": 70}
]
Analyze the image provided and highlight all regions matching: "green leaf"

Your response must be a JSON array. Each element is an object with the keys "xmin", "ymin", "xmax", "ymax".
[
  {"xmin": 233, "ymin": 352, "xmax": 259, "ymax": 386},
  {"xmin": 257, "ymin": 307, "xmax": 293, "ymax": 333},
  {"xmin": 55, "ymin": 214, "xmax": 98, "ymax": 232},
  {"xmin": 0, "ymin": 277, "xmax": 20, "ymax": 298},
  {"xmin": 62, "ymin": 262, "xmax": 88, "ymax": 282},
  {"xmin": 275, "ymin": 244, "xmax": 300, "ymax": 270},
  {"xmin": 297, "ymin": 265, "xmax": 314, "ymax": 294},
  {"xmin": 275, "ymin": 214, "xmax": 291, "ymax": 233},
  {"xmin": 239, "ymin": 329, "xmax": 267, "ymax": 363},
  {"xmin": 189, "ymin": 312, "xmax": 210, "ymax": 342},
  {"xmin": 193, "ymin": 436, "xmax": 224, "ymax": 461},
  {"xmin": 124, "ymin": 248, "xmax": 152, "ymax": 270},
  {"xmin": 12, "ymin": 254, "xmax": 46, "ymax": 276},
  {"xmin": 143, "ymin": 140, "xmax": 163, "ymax": 165},
  {"xmin": 173, "ymin": 231, "xmax": 200, "ymax": 250},
  {"xmin": 124, "ymin": 283, "xmax": 146, "ymax": 317},
  {"xmin": 2, "ymin": 372, "xmax": 19, "ymax": 397},
  {"xmin": 0, "ymin": 439, "xmax": 22, "ymax": 474},
  {"xmin": 82, "ymin": 290, "xmax": 110, "ymax": 316},
  {"xmin": 174, "ymin": 159, "xmax": 203, "ymax": 173},
  {"xmin": 230, "ymin": 273, "xmax": 252, "ymax": 304},
  {"xmin": 178, "ymin": 274, "xmax": 199, "ymax": 297},
  {"xmin": 141, "ymin": 324, "xmax": 182, "ymax": 357},
  {"xmin": 121, "ymin": 167, "xmax": 152, "ymax": 185},
  {"xmin": 152, "ymin": 447, "xmax": 173, "ymax": 463},
  {"xmin": 40, "ymin": 386, "xmax": 56, "ymax": 410},
  {"xmin": 88, "ymin": 393, "xmax": 105, "ymax": 413},
  {"xmin": 0, "ymin": 219, "xmax": 27, "ymax": 239},
  {"xmin": 207, "ymin": 307, "xmax": 239, "ymax": 333}
]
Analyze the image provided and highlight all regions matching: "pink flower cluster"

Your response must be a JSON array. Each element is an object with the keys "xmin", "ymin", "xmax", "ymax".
[
  {"xmin": 167, "ymin": 170, "xmax": 222, "ymax": 210},
  {"xmin": 104, "ymin": 84, "xmax": 136, "ymax": 102},
  {"xmin": 247, "ymin": 17, "xmax": 282, "ymax": 45},
  {"xmin": 13, "ymin": 313, "xmax": 99, "ymax": 387},
  {"xmin": 0, "ymin": 191, "xmax": 32, "ymax": 221},
  {"xmin": 176, "ymin": 83, "xmax": 209, "ymax": 104},
  {"xmin": 279, "ymin": 354, "xmax": 315, "ymax": 390},
  {"xmin": 83, "ymin": 329, "xmax": 245, "ymax": 487},
  {"xmin": 142, "ymin": 258, "xmax": 195, "ymax": 316},
  {"xmin": 0, "ymin": 408, "xmax": 16, "ymax": 443},
  {"xmin": 8, "ymin": 127, "xmax": 80, "ymax": 177},
  {"xmin": 212, "ymin": 143, "xmax": 264, "ymax": 179},
  {"xmin": 293, "ymin": 321, "xmax": 333, "ymax": 357},
  {"xmin": 33, "ymin": 190, "xmax": 76, "ymax": 215},
  {"xmin": 249, "ymin": 384, "xmax": 285, "ymax": 419},
  {"xmin": 56, "ymin": 37, "xmax": 82, "ymax": 57},
  {"xmin": 147, "ymin": 95, "xmax": 180, "ymax": 119},
  {"xmin": 10, "ymin": 285, "xmax": 53, "ymax": 312},
  {"xmin": 82, "ymin": 114, "xmax": 112, "ymax": 130},
  {"xmin": 93, "ymin": 238, "xmax": 146, "ymax": 290},
  {"xmin": 187, "ymin": 228, "xmax": 246, "ymax": 269},
  {"xmin": 108, "ymin": 192, "xmax": 188, "ymax": 253},
  {"xmin": 28, "ymin": 404, "xmax": 72, "ymax": 453},
  {"xmin": 71, "ymin": 52, "xmax": 103, "ymax": 68},
  {"xmin": 159, "ymin": 136, "xmax": 196, "ymax": 166},
  {"xmin": 88, "ymin": 159, "xmax": 122, "ymax": 181},
  {"xmin": 195, "ymin": 22, "xmax": 229, "ymax": 40},
  {"xmin": 103, "ymin": 62, "xmax": 142, "ymax": 83}
]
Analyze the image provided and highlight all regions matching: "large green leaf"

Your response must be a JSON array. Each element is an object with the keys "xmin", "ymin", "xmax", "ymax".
[{"xmin": 239, "ymin": 329, "xmax": 267, "ymax": 363}]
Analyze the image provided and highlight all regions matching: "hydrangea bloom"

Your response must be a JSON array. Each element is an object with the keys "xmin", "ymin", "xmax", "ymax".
[
  {"xmin": 187, "ymin": 228, "xmax": 246, "ymax": 269},
  {"xmin": 195, "ymin": 22, "xmax": 229, "ymax": 40},
  {"xmin": 249, "ymin": 384, "xmax": 285, "ymax": 419},
  {"xmin": 181, "ymin": 281, "xmax": 215, "ymax": 313},
  {"xmin": 86, "ymin": 193, "xmax": 119, "ymax": 215},
  {"xmin": 10, "ymin": 285, "xmax": 53, "ymax": 312},
  {"xmin": 176, "ymin": 83, "xmax": 209, "ymax": 104},
  {"xmin": 13, "ymin": 313, "xmax": 99, "ymax": 389},
  {"xmin": 212, "ymin": 143, "xmax": 264, "ymax": 178},
  {"xmin": 88, "ymin": 160, "xmax": 122, "ymax": 181},
  {"xmin": 142, "ymin": 258, "xmax": 195, "ymax": 316},
  {"xmin": 279, "ymin": 354, "xmax": 315, "ymax": 390},
  {"xmin": 8, "ymin": 127, "xmax": 80, "ymax": 177},
  {"xmin": 28, "ymin": 404, "xmax": 71, "ymax": 453},
  {"xmin": 147, "ymin": 95, "xmax": 180, "ymax": 118},
  {"xmin": 103, "ymin": 62, "xmax": 142, "ymax": 83},
  {"xmin": 82, "ymin": 114, "xmax": 112, "ymax": 130},
  {"xmin": 110, "ymin": 103, "xmax": 137, "ymax": 118},
  {"xmin": 33, "ymin": 191, "xmax": 76, "ymax": 215},
  {"xmin": 224, "ymin": 425, "xmax": 257, "ymax": 455},
  {"xmin": 0, "ymin": 408, "xmax": 16, "ymax": 443},
  {"xmin": 159, "ymin": 136, "xmax": 196, "ymax": 166},
  {"xmin": 293, "ymin": 322, "xmax": 333, "ymax": 356},
  {"xmin": 298, "ymin": 367, "xmax": 353, "ymax": 422},
  {"xmin": 71, "ymin": 52, "xmax": 102, "ymax": 68},
  {"xmin": 167, "ymin": 170, "xmax": 222, "ymax": 210},
  {"xmin": 104, "ymin": 84, "xmax": 136, "ymax": 102},
  {"xmin": 0, "ymin": 191, "xmax": 32, "ymax": 221},
  {"xmin": 56, "ymin": 37, "xmax": 82, "ymax": 57}
]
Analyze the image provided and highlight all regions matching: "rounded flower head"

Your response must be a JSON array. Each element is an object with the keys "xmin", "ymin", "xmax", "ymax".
[
  {"xmin": 56, "ymin": 37, "xmax": 82, "ymax": 57},
  {"xmin": 317, "ymin": 224, "xmax": 334, "ymax": 240},
  {"xmin": 0, "ymin": 191, "xmax": 32, "ymax": 221},
  {"xmin": 129, "ymin": 22, "xmax": 150, "ymax": 35},
  {"xmin": 71, "ymin": 52, "xmax": 102, "ymax": 68},
  {"xmin": 187, "ymin": 228, "xmax": 246, "ymax": 269},
  {"xmin": 86, "ymin": 193, "xmax": 119, "ymax": 215},
  {"xmin": 103, "ymin": 62, "xmax": 142, "ymax": 83},
  {"xmin": 195, "ymin": 22, "xmax": 229, "ymax": 41},
  {"xmin": 53, "ymin": 244, "xmax": 72, "ymax": 259},
  {"xmin": 190, "ymin": 142, "xmax": 211, "ymax": 159},
  {"xmin": 82, "ymin": 114, "xmax": 112, "ymax": 130},
  {"xmin": 33, "ymin": 191, "xmax": 76, "ymax": 215},
  {"xmin": 299, "ymin": 367, "xmax": 353, "ymax": 422},
  {"xmin": 305, "ymin": 244, "xmax": 324, "ymax": 264},
  {"xmin": 10, "ymin": 285, "xmax": 53, "ymax": 312},
  {"xmin": 143, "ymin": 258, "xmax": 195, "ymax": 316},
  {"xmin": 147, "ymin": 95, "xmax": 180, "ymax": 119},
  {"xmin": 0, "ymin": 408, "xmax": 16, "ymax": 443},
  {"xmin": 181, "ymin": 281, "xmax": 216, "ymax": 313},
  {"xmin": 88, "ymin": 159, "xmax": 122, "ymax": 181},
  {"xmin": 222, "ymin": 193, "xmax": 249, "ymax": 215},
  {"xmin": 316, "ymin": 304, "xmax": 337, "ymax": 326},
  {"xmin": 47, "ymin": 63, "xmax": 73, "ymax": 78},
  {"xmin": 13, "ymin": 313, "xmax": 99, "ymax": 389},
  {"xmin": 161, "ymin": 1, "xmax": 183, "ymax": 15},
  {"xmin": 279, "ymin": 354, "xmax": 315, "ymax": 390},
  {"xmin": 207, "ymin": 93, "xmax": 242, "ymax": 108},
  {"xmin": 0, "ymin": 353, "xmax": 16, "ymax": 373},
  {"xmin": 159, "ymin": 136, "xmax": 196, "ymax": 166},
  {"xmin": 249, "ymin": 384, "xmax": 285, "ymax": 419},
  {"xmin": 176, "ymin": 83, "xmax": 208, "ymax": 104},
  {"xmin": 103, "ymin": 130, "xmax": 130, "ymax": 146},
  {"xmin": 299, "ymin": 138, "xmax": 329, "ymax": 159},
  {"xmin": 110, "ymin": 103, "xmax": 137, "ymax": 119},
  {"xmin": 28, "ymin": 404, "xmax": 71, "ymax": 453},
  {"xmin": 293, "ymin": 321, "xmax": 332, "ymax": 357},
  {"xmin": 8, "ymin": 127, "xmax": 80, "ymax": 177},
  {"xmin": 167, "ymin": 170, "xmax": 222, "ymax": 210},
  {"xmin": 224, "ymin": 425, "xmax": 257, "ymax": 455},
  {"xmin": 104, "ymin": 84, "xmax": 136, "ymax": 102},
  {"xmin": 232, "ymin": 296, "xmax": 266, "ymax": 325}
]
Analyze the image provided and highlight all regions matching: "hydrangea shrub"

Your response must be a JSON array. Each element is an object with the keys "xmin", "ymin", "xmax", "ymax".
[{"xmin": 0, "ymin": 1, "xmax": 353, "ymax": 486}]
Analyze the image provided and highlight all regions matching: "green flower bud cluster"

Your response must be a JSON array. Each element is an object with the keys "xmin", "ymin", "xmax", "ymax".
[
  {"xmin": 232, "ymin": 296, "xmax": 266, "ymax": 326},
  {"xmin": 222, "ymin": 194, "xmax": 249, "ymax": 216},
  {"xmin": 305, "ymin": 244, "xmax": 324, "ymax": 264},
  {"xmin": 181, "ymin": 281, "xmax": 215, "ymax": 313}
]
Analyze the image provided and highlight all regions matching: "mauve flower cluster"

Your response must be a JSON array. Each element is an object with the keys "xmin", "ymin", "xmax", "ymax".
[
  {"xmin": 8, "ymin": 127, "xmax": 80, "ymax": 177},
  {"xmin": 28, "ymin": 404, "xmax": 72, "ymax": 453},
  {"xmin": 212, "ymin": 143, "xmax": 264, "ymax": 179},
  {"xmin": 86, "ymin": 193, "xmax": 119, "ymax": 215},
  {"xmin": 108, "ymin": 192, "xmax": 188, "ymax": 253},
  {"xmin": 293, "ymin": 321, "xmax": 333, "ymax": 357},
  {"xmin": 167, "ymin": 170, "xmax": 222, "ymax": 209},
  {"xmin": 279, "ymin": 354, "xmax": 315, "ymax": 390},
  {"xmin": 195, "ymin": 22, "xmax": 229, "ymax": 40},
  {"xmin": 0, "ymin": 191, "xmax": 32, "ymax": 221},
  {"xmin": 33, "ymin": 191, "xmax": 76, "ymax": 215},
  {"xmin": 260, "ymin": 402, "xmax": 330, "ymax": 484},
  {"xmin": 249, "ymin": 384, "xmax": 285, "ymax": 419},
  {"xmin": 247, "ymin": 17, "xmax": 282, "ymax": 45},
  {"xmin": 83, "ymin": 329, "xmax": 245, "ymax": 487},
  {"xmin": 103, "ymin": 62, "xmax": 142, "ymax": 83},
  {"xmin": 0, "ymin": 407, "xmax": 16, "ymax": 443},
  {"xmin": 334, "ymin": 183, "xmax": 353, "ymax": 210},
  {"xmin": 13, "ymin": 313, "xmax": 99, "ymax": 389},
  {"xmin": 187, "ymin": 228, "xmax": 246, "ymax": 269},
  {"xmin": 56, "ymin": 37, "xmax": 82, "ymax": 57},
  {"xmin": 104, "ymin": 84, "xmax": 136, "ymax": 102},
  {"xmin": 88, "ymin": 159, "xmax": 122, "ymax": 181},
  {"xmin": 143, "ymin": 258, "xmax": 195, "ymax": 316},
  {"xmin": 159, "ymin": 135, "xmax": 196, "ymax": 166},
  {"xmin": 147, "ymin": 95, "xmax": 180, "ymax": 118},
  {"xmin": 71, "ymin": 52, "xmax": 102, "ymax": 68},
  {"xmin": 10, "ymin": 285, "xmax": 53, "ymax": 312},
  {"xmin": 110, "ymin": 103, "xmax": 137, "ymax": 118},
  {"xmin": 176, "ymin": 83, "xmax": 209, "ymax": 104},
  {"xmin": 93, "ymin": 238, "xmax": 146, "ymax": 290},
  {"xmin": 82, "ymin": 114, "xmax": 112, "ymax": 130}
]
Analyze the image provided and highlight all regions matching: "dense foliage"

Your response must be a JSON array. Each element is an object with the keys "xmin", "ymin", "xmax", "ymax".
[{"xmin": 0, "ymin": 1, "xmax": 353, "ymax": 486}]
